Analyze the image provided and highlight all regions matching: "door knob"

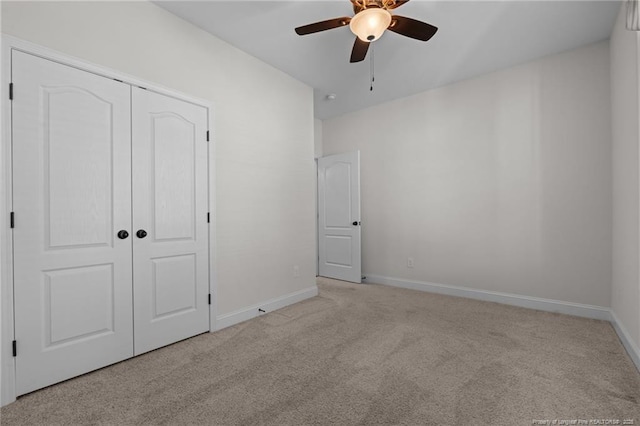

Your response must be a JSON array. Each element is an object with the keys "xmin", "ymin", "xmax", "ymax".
[
  {"xmin": 136, "ymin": 229, "xmax": 147, "ymax": 239},
  {"xmin": 352, "ymin": 221, "xmax": 360, "ymax": 226},
  {"xmin": 117, "ymin": 230, "xmax": 129, "ymax": 239}
]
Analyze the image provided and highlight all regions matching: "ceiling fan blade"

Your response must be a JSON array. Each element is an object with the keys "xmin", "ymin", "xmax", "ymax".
[
  {"xmin": 350, "ymin": 37, "xmax": 370, "ymax": 63},
  {"xmin": 295, "ymin": 17, "xmax": 351, "ymax": 36},
  {"xmin": 386, "ymin": 0, "xmax": 410, "ymax": 10},
  {"xmin": 387, "ymin": 15, "xmax": 438, "ymax": 42}
]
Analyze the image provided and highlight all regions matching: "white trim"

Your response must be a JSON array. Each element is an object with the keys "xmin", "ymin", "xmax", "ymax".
[
  {"xmin": 363, "ymin": 274, "xmax": 612, "ymax": 321},
  {"xmin": 610, "ymin": 311, "xmax": 640, "ymax": 372},
  {"xmin": 1, "ymin": 35, "xmax": 211, "ymax": 109},
  {"xmin": 208, "ymin": 104, "xmax": 217, "ymax": 333},
  {"xmin": 315, "ymin": 158, "xmax": 319, "ymax": 277},
  {"xmin": 0, "ymin": 35, "xmax": 16, "ymax": 406},
  {"xmin": 1, "ymin": 35, "xmax": 217, "ymax": 406},
  {"xmin": 215, "ymin": 286, "xmax": 319, "ymax": 331},
  {"xmin": 1, "ymin": 35, "xmax": 16, "ymax": 408},
  {"xmin": 636, "ymin": 18, "xmax": 640, "ymax": 378}
]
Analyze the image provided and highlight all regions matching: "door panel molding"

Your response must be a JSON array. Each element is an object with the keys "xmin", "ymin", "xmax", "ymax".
[
  {"xmin": 150, "ymin": 111, "xmax": 197, "ymax": 243},
  {"xmin": 43, "ymin": 263, "xmax": 115, "ymax": 348},
  {"xmin": 43, "ymin": 86, "xmax": 115, "ymax": 250},
  {"xmin": 151, "ymin": 254, "xmax": 197, "ymax": 320}
]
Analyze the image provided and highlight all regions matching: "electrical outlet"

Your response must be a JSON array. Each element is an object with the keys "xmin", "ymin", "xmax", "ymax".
[
  {"xmin": 293, "ymin": 265, "xmax": 300, "ymax": 277},
  {"xmin": 407, "ymin": 257, "xmax": 414, "ymax": 268}
]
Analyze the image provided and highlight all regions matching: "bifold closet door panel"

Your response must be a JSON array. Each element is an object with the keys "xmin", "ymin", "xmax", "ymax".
[
  {"xmin": 12, "ymin": 51, "xmax": 134, "ymax": 395},
  {"xmin": 131, "ymin": 87, "xmax": 210, "ymax": 355}
]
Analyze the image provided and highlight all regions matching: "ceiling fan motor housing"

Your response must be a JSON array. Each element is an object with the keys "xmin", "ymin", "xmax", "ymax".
[{"xmin": 352, "ymin": 0, "xmax": 399, "ymax": 14}]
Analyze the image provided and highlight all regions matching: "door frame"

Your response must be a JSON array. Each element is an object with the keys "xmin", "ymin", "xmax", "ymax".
[
  {"xmin": 315, "ymin": 158, "xmax": 319, "ymax": 277},
  {"xmin": 0, "ymin": 35, "xmax": 217, "ymax": 406}
]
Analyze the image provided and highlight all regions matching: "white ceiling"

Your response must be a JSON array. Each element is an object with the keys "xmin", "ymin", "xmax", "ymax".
[{"xmin": 155, "ymin": 1, "xmax": 620, "ymax": 119}]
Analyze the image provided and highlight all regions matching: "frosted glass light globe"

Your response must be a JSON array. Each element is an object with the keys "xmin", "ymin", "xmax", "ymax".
[{"xmin": 349, "ymin": 8, "xmax": 392, "ymax": 42}]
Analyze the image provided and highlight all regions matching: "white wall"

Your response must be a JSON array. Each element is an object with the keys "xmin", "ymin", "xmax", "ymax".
[
  {"xmin": 323, "ymin": 41, "xmax": 612, "ymax": 307},
  {"xmin": 611, "ymin": 5, "xmax": 640, "ymax": 352}
]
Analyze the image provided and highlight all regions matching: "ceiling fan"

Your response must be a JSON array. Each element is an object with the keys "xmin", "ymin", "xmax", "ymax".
[{"xmin": 295, "ymin": 0, "xmax": 438, "ymax": 63}]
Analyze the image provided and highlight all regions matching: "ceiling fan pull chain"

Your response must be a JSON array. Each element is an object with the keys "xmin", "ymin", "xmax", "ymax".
[{"xmin": 370, "ymin": 43, "xmax": 375, "ymax": 91}]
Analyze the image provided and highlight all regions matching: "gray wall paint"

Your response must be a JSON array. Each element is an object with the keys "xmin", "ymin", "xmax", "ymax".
[
  {"xmin": 611, "ymin": 5, "xmax": 640, "ymax": 349},
  {"xmin": 1, "ymin": 1, "xmax": 317, "ymax": 315},
  {"xmin": 323, "ymin": 41, "xmax": 612, "ymax": 307}
]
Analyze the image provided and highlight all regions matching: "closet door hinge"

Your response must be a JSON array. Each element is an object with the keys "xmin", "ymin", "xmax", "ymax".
[
  {"xmin": 206, "ymin": 131, "xmax": 210, "ymax": 142},
  {"xmin": 207, "ymin": 212, "xmax": 210, "ymax": 223},
  {"xmin": 10, "ymin": 212, "xmax": 14, "ymax": 229},
  {"xmin": 9, "ymin": 83, "xmax": 13, "ymax": 100},
  {"xmin": 208, "ymin": 294, "xmax": 211, "ymax": 305},
  {"xmin": 12, "ymin": 340, "xmax": 16, "ymax": 357}
]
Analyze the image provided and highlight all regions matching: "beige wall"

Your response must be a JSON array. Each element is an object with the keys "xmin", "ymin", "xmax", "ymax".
[
  {"xmin": 324, "ymin": 41, "xmax": 612, "ymax": 307},
  {"xmin": 1, "ymin": 2, "xmax": 316, "ymax": 316},
  {"xmin": 611, "ymin": 5, "xmax": 640, "ymax": 351}
]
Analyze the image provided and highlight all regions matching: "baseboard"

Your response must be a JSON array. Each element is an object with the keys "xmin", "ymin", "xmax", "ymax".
[
  {"xmin": 363, "ymin": 274, "xmax": 612, "ymax": 321},
  {"xmin": 610, "ymin": 311, "xmax": 640, "ymax": 372},
  {"xmin": 215, "ymin": 285, "xmax": 319, "ymax": 331}
]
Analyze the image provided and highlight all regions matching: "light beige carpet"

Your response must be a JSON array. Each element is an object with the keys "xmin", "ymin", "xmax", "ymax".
[{"xmin": 1, "ymin": 277, "xmax": 639, "ymax": 425}]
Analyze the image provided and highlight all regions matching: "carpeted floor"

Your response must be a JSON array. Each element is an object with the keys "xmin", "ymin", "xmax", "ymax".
[{"xmin": 1, "ymin": 277, "xmax": 639, "ymax": 425}]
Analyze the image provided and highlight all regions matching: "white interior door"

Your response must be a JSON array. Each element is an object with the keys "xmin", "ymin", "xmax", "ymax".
[
  {"xmin": 12, "ymin": 51, "xmax": 134, "ymax": 395},
  {"xmin": 131, "ymin": 88, "xmax": 210, "ymax": 355},
  {"xmin": 318, "ymin": 151, "xmax": 361, "ymax": 283}
]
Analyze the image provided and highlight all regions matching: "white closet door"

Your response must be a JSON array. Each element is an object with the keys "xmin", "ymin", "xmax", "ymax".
[
  {"xmin": 131, "ymin": 88, "xmax": 210, "ymax": 355},
  {"xmin": 12, "ymin": 51, "xmax": 134, "ymax": 395}
]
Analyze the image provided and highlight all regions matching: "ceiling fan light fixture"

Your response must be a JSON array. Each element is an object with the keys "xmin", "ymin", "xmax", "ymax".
[{"xmin": 349, "ymin": 8, "xmax": 392, "ymax": 42}]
